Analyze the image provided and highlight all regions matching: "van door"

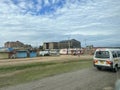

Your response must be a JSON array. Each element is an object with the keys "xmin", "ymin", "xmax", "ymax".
[
  {"xmin": 112, "ymin": 51, "xmax": 119, "ymax": 68},
  {"xmin": 117, "ymin": 51, "xmax": 120, "ymax": 67}
]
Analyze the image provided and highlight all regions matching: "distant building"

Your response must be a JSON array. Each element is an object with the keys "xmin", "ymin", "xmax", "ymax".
[
  {"xmin": 43, "ymin": 39, "xmax": 81, "ymax": 50},
  {"xmin": 4, "ymin": 41, "xmax": 32, "ymax": 49},
  {"xmin": 43, "ymin": 42, "xmax": 59, "ymax": 50},
  {"xmin": 59, "ymin": 39, "xmax": 81, "ymax": 49}
]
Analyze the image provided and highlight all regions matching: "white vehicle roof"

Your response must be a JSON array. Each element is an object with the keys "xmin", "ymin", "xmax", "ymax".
[{"xmin": 95, "ymin": 48, "xmax": 120, "ymax": 52}]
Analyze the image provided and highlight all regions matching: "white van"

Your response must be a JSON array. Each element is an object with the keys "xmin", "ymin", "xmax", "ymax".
[{"xmin": 93, "ymin": 48, "xmax": 120, "ymax": 72}]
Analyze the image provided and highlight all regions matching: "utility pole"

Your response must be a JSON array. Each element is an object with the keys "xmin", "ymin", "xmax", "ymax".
[
  {"xmin": 67, "ymin": 36, "xmax": 70, "ymax": 55},
  {"xmin": 85, "ymin": 39, "xmax": 87, "ymax": 47},
  {"xmin": 68, "ymin": 37, "xmax": 70, "ymax": 49}
]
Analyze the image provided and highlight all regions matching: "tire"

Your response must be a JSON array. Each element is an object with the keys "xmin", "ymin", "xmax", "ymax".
[{"xmin": 113, "ymin": 66, "xmax": 118, "ymax": 72}]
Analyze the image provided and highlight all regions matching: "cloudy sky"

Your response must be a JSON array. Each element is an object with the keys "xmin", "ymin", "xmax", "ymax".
[{"xmin": 0, "ymin": 0, "xmax": 120, "ymax": 47}]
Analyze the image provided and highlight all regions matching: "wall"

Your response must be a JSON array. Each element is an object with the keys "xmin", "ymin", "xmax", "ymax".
[
  {"xmin": 16, "ymin": 51, "xmax": 27, "ymax": 58},
  {"xmin": 29, "ymin": 51, "xmax": 37, "ymax": 58}
]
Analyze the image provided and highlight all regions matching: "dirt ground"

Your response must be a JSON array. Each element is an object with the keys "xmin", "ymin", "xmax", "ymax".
[
  {"xmin": 0, "ymin": 55, "xmax": 93, "ymax": 66},
  {"xmin": 0, "ymin": 55, "xmax": 119, "ymax": 90},
  {"xmin": 1, "ymin": 68, "xmax": 119, "ymax": 90}
]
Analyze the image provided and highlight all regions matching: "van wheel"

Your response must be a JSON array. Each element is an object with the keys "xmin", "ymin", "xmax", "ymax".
[{"xmin": 113, "ymin": 66, "xmax": 118, "ymax": 72}]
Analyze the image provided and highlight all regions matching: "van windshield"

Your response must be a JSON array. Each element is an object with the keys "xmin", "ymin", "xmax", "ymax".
[{"xmin": 95, "ymin": 51, "xmax": 110, "ymax": 58}]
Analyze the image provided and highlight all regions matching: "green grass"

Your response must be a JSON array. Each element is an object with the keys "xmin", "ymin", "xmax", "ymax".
[{"xmin": 0, "ymin": 59, "xmax": 92, "ymax": 88}]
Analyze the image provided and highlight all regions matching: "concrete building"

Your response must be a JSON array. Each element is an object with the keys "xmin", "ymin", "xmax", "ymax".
[
  {"xmin": 59, "ymin": 39, "xmax": 81, "ymax": 49},
  {"xmin": 43, "ymin": 39, "xmax": 81, "ymax": 50},
  {"xmin": 4, "ymin": 41, "xmax": 32, "ymax": 49},
  {"xmin": 43, "ymin": 42, "xmax": 59, "ymax": 50}
]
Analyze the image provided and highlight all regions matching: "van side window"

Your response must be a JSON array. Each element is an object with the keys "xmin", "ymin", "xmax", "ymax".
[
  {"xmin": 117, "ymin": 51, "xmax": 120, "ymax": 57},
  {"xmin": 112, "ymin": 51, "xmax": 117, "ymax": 58}
]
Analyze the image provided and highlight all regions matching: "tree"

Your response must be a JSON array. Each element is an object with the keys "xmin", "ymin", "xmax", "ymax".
[{"xmin": 39, "ymin": 45, "xmax": 43, "ymax": 50}]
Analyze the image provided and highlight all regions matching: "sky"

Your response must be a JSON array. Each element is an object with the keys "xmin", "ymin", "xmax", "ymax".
[{"xmin": 0, "ymin": 0, "xmax": 120, "ymax": 47}]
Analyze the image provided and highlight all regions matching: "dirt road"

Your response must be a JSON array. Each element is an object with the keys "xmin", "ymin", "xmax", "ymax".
[
  {"xmin": 1, "ymin": 68, "xmax": 119, "ymax": 90},
  {"xmin": 0, "ymin": 55, "xmax": 92, "ymax": 66}
]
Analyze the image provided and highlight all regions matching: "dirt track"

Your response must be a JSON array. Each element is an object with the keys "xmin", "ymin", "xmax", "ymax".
[
  {"xmin": 0, "ymin": 55, "xmax": 93, "ymax": 66},
  {"xmin": 1, "ymin": 68, "xmax": 120, "ymax": 90}
]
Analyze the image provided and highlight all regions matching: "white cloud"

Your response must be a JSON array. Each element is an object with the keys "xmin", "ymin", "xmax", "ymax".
[
  {"xmin": 18, "ymin": 1, "xmax": 26, "ymax": 9},
  {"xmin": 0, "ymin": 0, "xmax": 120, "ymax": 47},
  {"xmin": 44, "ymin": 0, "xmax": 50, "ymax": 6}
]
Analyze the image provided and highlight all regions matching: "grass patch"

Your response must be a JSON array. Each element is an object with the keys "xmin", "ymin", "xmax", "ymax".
[{"xmin": 0, "ymin": 59, "xmax": 92, "ymax": 88}]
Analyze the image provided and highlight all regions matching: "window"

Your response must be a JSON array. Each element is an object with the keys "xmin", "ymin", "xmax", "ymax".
[
  {"xmin": 117, "ymin": 51, "xmax": 120, "ymax": 57},
  {"xmin": 95, "ymin": 51, "xmax": 110, "ymax": 58},
  {"xmin": 112, "ymin": 51, "xmax": 117, "ymax": 58}
]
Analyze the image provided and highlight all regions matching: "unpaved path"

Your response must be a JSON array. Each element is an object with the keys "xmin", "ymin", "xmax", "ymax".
[
  {"xmin": 0, "ymin": 55, "xmax": 92, "ymax": 66},
  {"xmin": 1, "ymin": 68, "xmax": 120, "ymax": 90}
]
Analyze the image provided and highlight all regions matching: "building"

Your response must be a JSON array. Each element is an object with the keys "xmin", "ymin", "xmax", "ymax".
[
  {"xmin": 43, "ymin": 42, "xmax": 59, "ymax": 50},
  {"xmin": 15, "ymin": 50, "xmax": 28, "ymax": 58},
  {"xmin": 43, "ymin": 39, "xmax": 81, "ymax": 50},
  {"xmin": 59, "ymin": 39, "xmax": 81, "ymax": 49},
  {"xmin": 4, "ymin": 41, "xmax": 32, "ymax": 49}
]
